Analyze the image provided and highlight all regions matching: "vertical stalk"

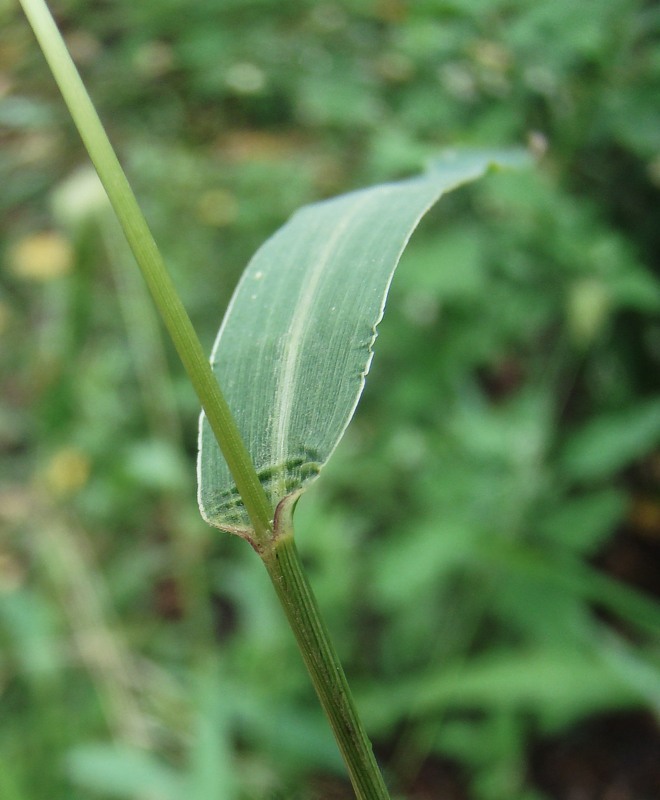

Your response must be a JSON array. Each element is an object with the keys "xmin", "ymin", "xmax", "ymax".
[{"xmin": 261, "ymin": 532, "xmax": 390, "ymax": 800}]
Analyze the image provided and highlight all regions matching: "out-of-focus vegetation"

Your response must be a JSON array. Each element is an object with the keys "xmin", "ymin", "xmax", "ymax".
[{"xmin": 1, "ymin": 1, "xmax": 659, "ymax": 798}]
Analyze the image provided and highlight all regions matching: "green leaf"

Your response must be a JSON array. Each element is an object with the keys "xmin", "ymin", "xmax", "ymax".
[
  {"xmin": 198, "ymin": 150, "xmax": 528, "ymax": 533},
  {"xmin": 186, "ymin": 677, "xmax": 238, "ymax": 800},
  {"xmin": 361, "ymin": 648, "xmax": 644, "ymax": 733},
  {"xmin": 66, "ymin": 744, "xmax": 183, "ymax": 799},
  {"xmin": 537, "ymin": 488, "xmax": 628, "ymax": 554},
  {"xmin": 559, "ymin": 398, "xmax": 660, "ymax": 482}
]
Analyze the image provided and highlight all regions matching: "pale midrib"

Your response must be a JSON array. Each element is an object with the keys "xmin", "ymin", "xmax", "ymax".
[{"xmin": 272, "ymin": 196, "xmax": 368, "ymax": 499}]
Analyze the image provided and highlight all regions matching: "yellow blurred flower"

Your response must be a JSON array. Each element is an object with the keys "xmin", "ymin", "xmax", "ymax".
[
  {"xmin": 8, "ymin": 231, "xmax": 74, "ymax": 281},
  {"xmin": 44, "ymin": 447, "xmax": 91, "ymax": 497}
]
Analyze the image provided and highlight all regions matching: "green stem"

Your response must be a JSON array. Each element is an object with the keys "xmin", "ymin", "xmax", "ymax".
[
  {"xmin": 261, "ymin": 532, "xmax": 391, "ymax": 800},
  {"xmin": 18, "ymin": 0, "xmax": 273, "ymax": 540}
]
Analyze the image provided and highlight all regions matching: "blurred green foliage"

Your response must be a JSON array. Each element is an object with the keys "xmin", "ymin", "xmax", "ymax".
[{"xmin": 1, "ymin": 1, "xmax": 659, "ymax": 798}]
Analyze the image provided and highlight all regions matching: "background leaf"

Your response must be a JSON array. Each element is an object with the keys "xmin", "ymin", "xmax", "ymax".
[
  {"xmin": 559, "ymin": 399, "xmax": 660, "ymax": 482},
  {"xmin": 66, "ymin": 744, "xmax": 183, "ymax": 799}
]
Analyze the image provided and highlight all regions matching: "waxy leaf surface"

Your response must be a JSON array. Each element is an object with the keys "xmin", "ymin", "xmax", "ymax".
[{"xmin": 198, "ymin": 151, "xmax": 525, "ymax": 533}]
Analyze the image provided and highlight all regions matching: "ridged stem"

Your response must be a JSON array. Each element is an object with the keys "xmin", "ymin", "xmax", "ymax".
[{"xmin": 261, "ymin": 532, "xmax": 391, "ymax": 800}]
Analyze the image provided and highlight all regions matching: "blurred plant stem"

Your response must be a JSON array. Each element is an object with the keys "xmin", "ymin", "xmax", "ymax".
[
  {"xmin": 18, "ymin": 1, "xmax": 392, "ymax": 796},
  {"xmin": 35, "ymin": 503, "xmax": 153, "ymax": 747}
]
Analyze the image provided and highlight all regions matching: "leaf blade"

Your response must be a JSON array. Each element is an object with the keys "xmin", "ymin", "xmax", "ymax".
[{"xmin": 199, "ymin": 150, "xmax": 527, "ymax": 533}]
